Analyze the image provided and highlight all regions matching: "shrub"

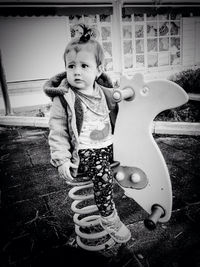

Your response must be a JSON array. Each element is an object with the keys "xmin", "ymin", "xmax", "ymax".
[
  {"xmin": 155, "ymin": 68, "xmax": 200, "ymax": 122},
  {"xmin": 169, "ymin": 68, "xmax": 200, "ymax": 94},
  {"xmin": 155, "ymin": 102, "xmax": 200, "ymax": 122}
]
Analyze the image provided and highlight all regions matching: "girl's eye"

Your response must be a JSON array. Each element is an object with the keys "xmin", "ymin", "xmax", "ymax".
[
  {"xmin": 82, "ymin": 64, "xmax": 88, "ymax": 68},
  {"xmin": 68, "ymin": 64, "xmax": 75, "ymax": 69}
]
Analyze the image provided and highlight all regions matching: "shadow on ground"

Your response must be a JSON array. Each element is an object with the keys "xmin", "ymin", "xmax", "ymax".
[{"xmin": 0, "ymin": 127, "xmax": 200, "ymax": 267}]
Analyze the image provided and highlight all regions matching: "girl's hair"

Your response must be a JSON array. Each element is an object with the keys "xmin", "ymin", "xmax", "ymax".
[{"xmin": 63, "ymin": 24, "xmax": 104, "ymax": 67}]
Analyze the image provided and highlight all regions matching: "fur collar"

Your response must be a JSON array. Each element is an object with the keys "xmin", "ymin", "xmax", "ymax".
[{"xmin": 43, "ymin": 71, "xmax": 113, "ymax": 99}]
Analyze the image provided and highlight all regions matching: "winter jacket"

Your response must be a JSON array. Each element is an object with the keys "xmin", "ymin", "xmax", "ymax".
[{"xmin": 43, "ymin": 72, "xmax": 118, "ymax": 175}]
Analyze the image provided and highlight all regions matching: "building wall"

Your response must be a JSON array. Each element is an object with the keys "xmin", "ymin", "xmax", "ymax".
[
  {"xmin": 0, "ymin": 13, "xmax": 200, "ymax": 84},
  {"xmin": 195, "ymin": 18, "xmax": 200, "ymax": 64},
  {"xmin": 0, "ymin": 16, "xmax": 68, "ymax": 82},
  {"xmin": 0, "ymin": 7, "xmax": 200, "ymax": 109}
]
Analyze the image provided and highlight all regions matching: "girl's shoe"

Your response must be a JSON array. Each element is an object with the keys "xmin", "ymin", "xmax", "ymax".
[{"xmin": 99, "ymin": 211, "xmax": 131, "ymax": 243}]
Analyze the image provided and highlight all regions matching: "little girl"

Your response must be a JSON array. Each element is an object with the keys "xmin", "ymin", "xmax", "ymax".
[{"xmin": 44, "ymin": 24, "xmax": 131, "ymax": 244}]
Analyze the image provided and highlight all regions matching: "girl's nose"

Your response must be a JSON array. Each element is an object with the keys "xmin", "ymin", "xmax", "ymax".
[{"xmin": 74, "ymin": 66, "xmax": 81, "ymax": 75}]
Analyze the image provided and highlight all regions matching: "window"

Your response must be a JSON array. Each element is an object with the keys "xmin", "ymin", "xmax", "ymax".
[
  {"xmin": 122, "ymin": 13, "xmax": 182, "ymax": 71},
  {"xmin": 67, "ymin": 14, "xmax": 114, "ymax": 72}
]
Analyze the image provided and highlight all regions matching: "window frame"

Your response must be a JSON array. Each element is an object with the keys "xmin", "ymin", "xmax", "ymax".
[
  {"xmin": 66, "ymin": 14, "xmax": 114, "ymax": 73},
  {"xmin": 121, "ymin": 12, "xmax": 182, "ymax": 74}
]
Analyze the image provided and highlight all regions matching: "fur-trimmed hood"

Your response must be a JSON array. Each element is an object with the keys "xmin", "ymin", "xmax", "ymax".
[
  {"xmin": 43, "ymin": 71, "xmax": 118, "ymax": 123},
  {"xmin": 43, "ymin": 71, "xmax": 113, "ymax": 99}
]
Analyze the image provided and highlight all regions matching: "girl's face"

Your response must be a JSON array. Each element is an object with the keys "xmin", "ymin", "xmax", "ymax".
[{"xmin": 65, "ymin": 49, "xmax": 101, "ymax": 94}]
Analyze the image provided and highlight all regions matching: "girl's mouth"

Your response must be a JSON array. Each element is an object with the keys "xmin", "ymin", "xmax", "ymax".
[{"xmin": 74, "ymin": 79, "xmax": 83, "ymax": 83}]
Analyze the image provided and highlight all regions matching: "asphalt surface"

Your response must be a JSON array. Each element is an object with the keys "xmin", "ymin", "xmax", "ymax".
[{"xmin": 0, "ymin": 126, "xmax": 200, "ymax": 267}]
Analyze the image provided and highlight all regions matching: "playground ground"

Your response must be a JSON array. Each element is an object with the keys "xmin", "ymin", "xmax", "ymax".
[{"xmin": 0, "ymin": 126, "xmax": 200, "ymax": 267}]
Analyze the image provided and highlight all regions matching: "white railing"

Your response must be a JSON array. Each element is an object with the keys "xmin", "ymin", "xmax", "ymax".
[{"xmin": 0, "ymin": 93, "xmax": 200, "ymax": 136}]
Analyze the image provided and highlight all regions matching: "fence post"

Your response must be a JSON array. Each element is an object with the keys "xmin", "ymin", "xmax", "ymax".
[{"xmin": 0, "ymin": 50, "xmax": 12, "ymax": 115}]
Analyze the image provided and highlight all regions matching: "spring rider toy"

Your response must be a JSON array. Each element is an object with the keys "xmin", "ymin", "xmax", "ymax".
[{"xmin": 68, "ymin": 73, "xmax": 188, "ymax": 251}]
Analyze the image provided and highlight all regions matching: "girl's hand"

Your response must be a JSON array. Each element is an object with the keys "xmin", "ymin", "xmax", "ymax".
[{"xmin": 58, "ymin": 161, "xmax": 78, "ymax": 184}]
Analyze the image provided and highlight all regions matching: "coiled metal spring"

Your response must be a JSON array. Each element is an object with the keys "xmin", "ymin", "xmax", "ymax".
[{"xmin": 68, "ymin": 180, "xmax": 115, "ymax": 251}]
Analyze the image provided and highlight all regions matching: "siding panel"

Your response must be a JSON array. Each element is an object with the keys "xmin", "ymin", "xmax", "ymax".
[{"xmin": 182, "ymin": 17, "xmax": 195, "ymax": 66}]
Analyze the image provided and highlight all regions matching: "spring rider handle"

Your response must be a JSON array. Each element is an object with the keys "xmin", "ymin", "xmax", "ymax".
[{"xmin": 113, "ymin": 87, "xmax": 135, "ymax": 102}]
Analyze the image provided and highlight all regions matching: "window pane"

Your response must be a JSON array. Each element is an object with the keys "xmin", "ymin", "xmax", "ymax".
[
  {"xmin": 123, "ymin": 25, "xmax": 132, "ymax": 39},
  {"xmin": 147, "ymin": 14, "xmax": 157, "ymax": 21},
  {"xmin": 170, "ymin": 14, "xmax": 181, "ymax": 20},
  {"xmin": 136, "ymin": 55, "xmax": 145, "ymax": 67},
  {"xmin": 158, "ymin": 14, "xmax": 169, "ymax": 20},
  {"xmin": 135, "ymin": 25, "xmax": 144, "ymax": 38},
  {"xmin": 159, "ymin": 22, "xmax": 169, "ymax": 36},
  {"xmin": 170, "ymin": 51, "xmax": 180, "ymax": 65},
  {"xmin": 123, "ymin": 40, "xmax": 132, "ymax": 55},
  {"xmin": 100, "ymin": 14, "xmax": 111, "ymax": 22},
  {"xmin": 171, "ymin": 37, "xmax": 180, "ymax": 51},
  {"xmin": 148, "ymin": 53, "xmax": 158, "ymax": 67},
  {"xmin": 170, "ymin": 21, "xmax": 180, "ymax": 36},
  {"xmin": 158, "ymin": 52, "xmax": 169, "ymax": 66},
  {"xmin": 121, "ymin": 12, "xmax": 181, "ymax": 71},
  {"xmin": 134, "ymin": 14, "xmax": 144, "ymax": 21},
  {"xmin": 147, "ymin": 22, "xmax": 157, "ymax": 37},
  {"xmin": 122, "ymin": 15, "xmax": 132, "ymax": 22},
  {"xmin": 136, "ymin": 39, "xmax": 144, "ymax": 53},
  {"xmin": 69, "ymin": 15, "xmax": 83, "ymax": 24},
  {"xmin": 102, "ymin": 42, "xmax": 112, "ymax": 57},
  {"xmin": 101, "ymin": 26, "xmax": 111, "ymax": 41},
  {"xmin": 104, "ymin": 58, "xmax": 113, "ymax": 71},
  {"xmin": 147, "ymin": 38, "xmax": 158, "ymax": 52},
  {"xmin": 159, "ymin": 38, "xmax": 169, "ymax": 51},
  {"xmin": 124, "ymin": 56, "xmax": 133, "ymax": 69},
  {"xmin": 84, "ymin": 15, "xmax": 97, "ymax": 24}
]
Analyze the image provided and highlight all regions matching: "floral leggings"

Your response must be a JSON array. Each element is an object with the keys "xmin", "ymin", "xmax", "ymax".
[{"xmin": 78, "ymin": 144, "xmax": 114, "ymax": 217}]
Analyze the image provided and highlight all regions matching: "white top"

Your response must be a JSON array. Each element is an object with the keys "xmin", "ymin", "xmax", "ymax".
[{"xmin": 78, "ymin": 86, "xmax": 113, "ymax": 149}]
